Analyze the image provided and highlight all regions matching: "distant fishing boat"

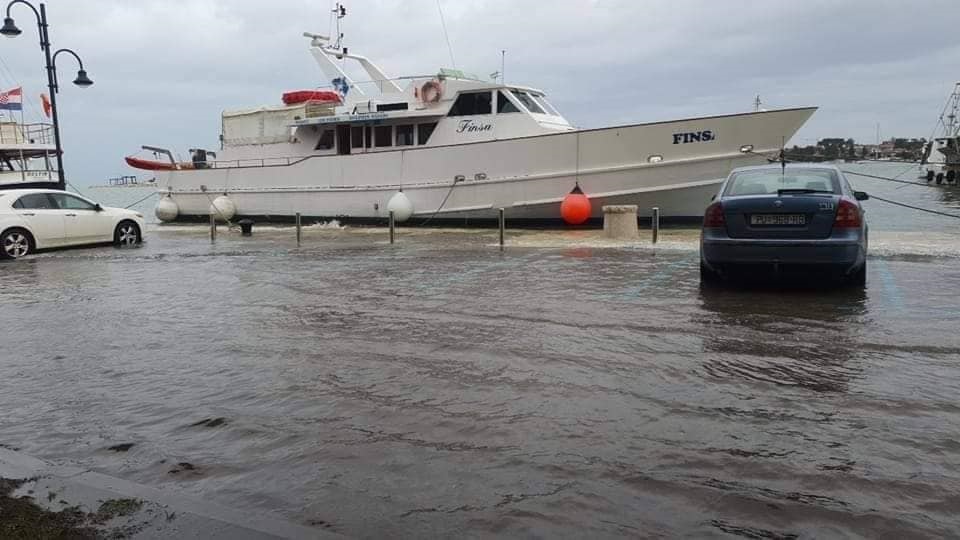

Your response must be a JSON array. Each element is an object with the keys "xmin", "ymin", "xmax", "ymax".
[
  {"xmin": 921, "ymin": 82, "xmax": 960, "ymax": 184},
  {"xmin": 135, "ymin": 4, "xmax": 816, "ymax": 225}
]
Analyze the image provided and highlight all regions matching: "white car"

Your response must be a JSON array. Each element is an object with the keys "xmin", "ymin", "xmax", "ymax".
[{"xmin": 0, "ymin": 189, "xmax": 145, "ymax": 259}]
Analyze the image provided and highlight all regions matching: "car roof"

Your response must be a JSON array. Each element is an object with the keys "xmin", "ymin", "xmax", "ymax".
[
  {"xmin": 731, "ymin": 163, "xmax": 842, "ymax": 174},
  {"xmin": 0, "ymin": 189, "xmax": 83, "ymax": 197}
]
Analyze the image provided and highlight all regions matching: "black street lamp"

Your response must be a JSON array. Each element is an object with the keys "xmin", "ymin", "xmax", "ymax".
[{"xmin": 1, "ymin": 1, "xmax": 92, "ymax": 191}]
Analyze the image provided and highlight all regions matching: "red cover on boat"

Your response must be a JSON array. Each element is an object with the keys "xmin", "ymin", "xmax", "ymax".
[
  {"xmin": 125, "ymin": 156, "xmax": 178, "ymax": 171},
  {"xmin": 282, "ymin": 90, "xmax": 341, "ymax": 105}
]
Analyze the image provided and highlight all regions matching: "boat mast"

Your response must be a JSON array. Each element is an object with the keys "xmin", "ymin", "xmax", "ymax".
[
  {"xmin": 305, "ymin": 3, "xmax": 403, "ymax": 96},
  {"xmin": 944, "ymin": 82, "xmax": 960, "ymax": 138}
]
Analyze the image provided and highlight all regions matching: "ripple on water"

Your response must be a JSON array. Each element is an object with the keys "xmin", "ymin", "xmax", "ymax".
[{"xmin": 1, "ymin": 226, "xmax": 960, "ymax": 537}]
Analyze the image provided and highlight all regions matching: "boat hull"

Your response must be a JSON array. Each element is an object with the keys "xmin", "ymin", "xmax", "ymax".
[{"xmin": 156, "ymin": 107, "xmax": 816, "ymax": 222}]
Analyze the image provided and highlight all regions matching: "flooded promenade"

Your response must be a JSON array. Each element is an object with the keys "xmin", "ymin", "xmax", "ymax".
[{"xmin": 2, "ymin": 168, "xmax": 960, "ymax": 537}]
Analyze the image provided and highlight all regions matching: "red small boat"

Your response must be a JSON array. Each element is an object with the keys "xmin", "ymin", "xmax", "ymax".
[
  {"xmin": 281, "ymin": 90, "xmax": 341, "ymax": 106},
  {"xmin": 124, "ymin": 156, "xmax": 193, "ymax": 171}
]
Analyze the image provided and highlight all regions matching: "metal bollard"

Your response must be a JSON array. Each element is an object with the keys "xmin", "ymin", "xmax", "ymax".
[
  {"xmin": 651, "ymin": 207, "xmax": 660, "ymax": 244},
  {"xmin": 209, "ymin": 213, "xmax": 216, "ymax": 242},
  {"xmin": 498, "ymin": 208, "xmax": 505, "ymax": 250},
  {"xmin": 295, "ymin": 213, "xmax": 302, "ymax": 246},
  {"xmin": 389, "ymin": 211, "xmax": 395, "ymax": 244}
]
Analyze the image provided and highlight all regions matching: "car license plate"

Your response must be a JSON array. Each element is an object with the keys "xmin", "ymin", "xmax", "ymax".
[{"xmin": 750, "ymin": 214, "xmax": 805, "ymax": 226}]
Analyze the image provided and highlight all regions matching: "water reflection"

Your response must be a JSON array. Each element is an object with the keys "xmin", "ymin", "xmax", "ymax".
[
  {"xmin": 936, "ymin": 184, "xmax": 960, "ymax": 208},
  {"xmin": 696, "ymin": 284, "xmax": 867, "ymax": 393}
]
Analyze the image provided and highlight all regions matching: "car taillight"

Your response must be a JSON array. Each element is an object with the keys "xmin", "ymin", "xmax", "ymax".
[
  {"xmin": 834, "ymin": 198, "xmax": 862, "ymax": 228},
  {"xmin": 703, "ymin": 202, "xmax": 725, "ymax": 228}
]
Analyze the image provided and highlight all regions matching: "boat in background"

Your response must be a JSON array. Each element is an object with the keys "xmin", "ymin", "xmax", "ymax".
[
  {"xmin": 137, "ymin": 5, "xmax": 816, "ymax": 225},
  {"xmin": 921, "ymin": 82, "xmax": 960, "ymax": 184},
  {"xmin": 0, "ymin": 118, "xmax": 59, "ymax": 190}
]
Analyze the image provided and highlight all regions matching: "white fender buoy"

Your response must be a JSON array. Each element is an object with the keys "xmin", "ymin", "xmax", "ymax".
[
  {"xmin": 387, "ymin": 191, "xmax": 414, "ymax": 223},
  {"xmin": 155, "ymin": 196, "xmax": 179, "ymax": 222},
  {"xmin": 210, "ymin": 195, "xmax": 236, "ymax": 222}
]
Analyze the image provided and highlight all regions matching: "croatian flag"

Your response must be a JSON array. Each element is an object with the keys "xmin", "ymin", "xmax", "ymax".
[{"xmin": 0, "ymin": 87, "xmax": 22, "ymax": 111}]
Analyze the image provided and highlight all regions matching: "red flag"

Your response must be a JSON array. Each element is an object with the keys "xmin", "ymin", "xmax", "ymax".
[{"xmin": 40, "ymin": 93, "xmax": 51, "ymax": 118}]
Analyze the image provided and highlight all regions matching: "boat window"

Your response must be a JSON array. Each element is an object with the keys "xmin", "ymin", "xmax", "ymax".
[
  {"xmin": 375, "ymin": 125, "xmax": 393, "ymax": 147},
  {"xmin": 396, "ymin": 125, "xmax": 414, "ymax": 146},
  {"xmin": 510, "ymin": 90, "xmax": 545, "ymax": 114},
  {"xmin": 448, "ymin": 91, "xmax": 493, "ymax": 116},
  {"xmin": 418, "ymin": 122, "xmax": 437, "ymax": 145},
  {"xmin": 315, "ymin": 129, "xmax": 335, "ymax": 150},
  {"xmin": 377, "ymin": 102, "xmax": 409, "ymax": 112},
  {"xmin": 15, "ymin": 193, "xmax": 56, "ymax": 209},
  {"xmin": 497, "ymin": 91, "xmax": 520, "ymax": 113},
  {"xmin": 531, "ymin": 94, "xmax": 560, "ymax": 115},
  {"xmin": 51, "ymin": 193, "xmax": 97, "ymax": 211},
  {"xmin": 351, "ymin": 126, "xmax": 364, "ymax": 148}
]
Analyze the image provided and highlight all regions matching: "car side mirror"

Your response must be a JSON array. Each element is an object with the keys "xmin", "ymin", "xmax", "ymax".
[
  {"xmin": 853, "ymin": 191, "xmax": 869, "ymax": 201},
  {"xmin": 94, "ymin": 203, "xmax": 104, "ymax": 212}
]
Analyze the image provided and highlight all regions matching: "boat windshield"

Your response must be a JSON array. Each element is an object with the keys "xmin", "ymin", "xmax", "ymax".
[
  {"xmin": 531, "ymin": 94, "xmax": 560, "ymax": 116},
  {"xmin": 510, "ymin": 90, "xmax": 545, "ymax": 114}
]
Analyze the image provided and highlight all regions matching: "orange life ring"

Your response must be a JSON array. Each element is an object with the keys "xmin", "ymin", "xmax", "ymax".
[{"xmin": 420, "ymin": 80, "xmax": 442, "ymax": 104}]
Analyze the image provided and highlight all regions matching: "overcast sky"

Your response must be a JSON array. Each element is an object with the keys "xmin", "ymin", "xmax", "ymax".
[{"xmin": 0, "ymin": 0, "xmax": 957, "ymax": 186}]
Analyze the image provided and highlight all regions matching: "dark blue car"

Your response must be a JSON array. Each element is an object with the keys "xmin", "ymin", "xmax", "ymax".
[{"xmin": 700, "ymin": 164, "xmax": 869, "ymax": 286}]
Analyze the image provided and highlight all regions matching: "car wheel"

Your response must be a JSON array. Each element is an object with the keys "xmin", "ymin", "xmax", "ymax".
[
  {"xmin": 849, "ymin": 262, "xmax": 866, "ymax": 287},
  {"xmin": 700, "ymin": 261, "xmax": 722, "ymax": 286},
  {"xmin": 1, "ymin": 228, "xmax": 34, "ymax": 259},
  {"xmin": 114, "ymin": 221, "xmax": 141, "ymax": 247}
]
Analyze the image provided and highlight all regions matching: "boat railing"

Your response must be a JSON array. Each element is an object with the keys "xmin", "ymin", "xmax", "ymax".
[
  {"xmin": 311, "ymin": 74, "xmax": 442, "ymax": 97},
  {"xmin": 0, "ymin": 122, "xmax": 54, "ymax": 145},
  {"xmin": 108, "ymin": 175, "xmax": 140, "ymax": 186},
  {"xmin": 207, "ymin": 156, "xmax": 305, "ymax": 169}
]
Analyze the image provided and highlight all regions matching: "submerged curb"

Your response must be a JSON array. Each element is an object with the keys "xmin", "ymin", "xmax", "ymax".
[{"xmin": 0, "ymin": 447, "xmax": 336, "ymax": 539}]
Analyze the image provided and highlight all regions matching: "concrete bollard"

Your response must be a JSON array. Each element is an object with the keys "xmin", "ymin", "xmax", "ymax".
[
  {"xmin": 238, "ymin": 219, "xmax": 254, "ymax": 237},
  {"xmin": 652, "ymin": 207, "xmax": 660, "ymax": 244},
  {"xmin": 602, "ymin": 205, "xmax": 639, "ymax": 239}
]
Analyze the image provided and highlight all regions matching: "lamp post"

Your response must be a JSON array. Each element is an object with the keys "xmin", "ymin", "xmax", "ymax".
[{"xmin": 1, "ymin": 1, "xmax": 92, "ymax": 191}]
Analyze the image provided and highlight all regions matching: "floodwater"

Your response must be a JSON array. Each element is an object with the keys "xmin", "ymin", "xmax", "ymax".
[{"xmin": 2, "ymin": 164, "xmax": 960, "ymax": 538}]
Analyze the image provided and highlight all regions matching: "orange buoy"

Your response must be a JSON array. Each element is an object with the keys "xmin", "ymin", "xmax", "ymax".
[{"xmin": 560, "ymin": 182, "xmax": 591, "ymax": 225}]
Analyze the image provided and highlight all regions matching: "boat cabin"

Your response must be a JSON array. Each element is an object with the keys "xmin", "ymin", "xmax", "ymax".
[{"xmin": 0, "ymin": 121, "xmax": 58, "ymax": 188}]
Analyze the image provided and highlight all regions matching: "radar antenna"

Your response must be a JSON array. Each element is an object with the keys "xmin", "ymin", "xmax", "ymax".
[{"xmin": 331, "ymin": 2, "xmax": 347, "ymax": 53}]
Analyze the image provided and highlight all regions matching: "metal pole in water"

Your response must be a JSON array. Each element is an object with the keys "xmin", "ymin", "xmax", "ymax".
[
  {"xmin": 498, "ymin": 208, "xmax": 505, "ymax": 250},
  {"xmin": 209, "ymin": 213, "xmax": 216, "ymax": 242},
  {"xmin": 295, "ymin": 213, "xmax": 302, "ymax": 246},
  {"xmin": 651, "ymin": 207, "xmax": 660, "ymax": 244},
  {"xmin": 389, "ymin": 211, "xmax": 395, "ymax": 244}
]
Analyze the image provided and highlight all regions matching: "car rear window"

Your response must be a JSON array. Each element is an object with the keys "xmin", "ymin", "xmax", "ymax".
[{"xmin": 724, "ymin": 169, "xmax": 840, "ymax": 196}]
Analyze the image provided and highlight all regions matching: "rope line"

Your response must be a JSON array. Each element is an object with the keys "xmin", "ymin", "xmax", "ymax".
[
  {"xmin": 435, "ymin": 0, "xmax": 456, "ymax": 69},
  {"xmin": 124, "ymin": 191, "xmax": 159, "ymax": 210},
  {"xmin": 867, "ymin": 194, "xmax": 960, "ymax": 220},
  {"xmin": 419, "ymin": 179, "xmax": 460, "ymax": 226},
  {"xmin": 840, "ymin": 170, "xmax": 927, "ymax": 186}
]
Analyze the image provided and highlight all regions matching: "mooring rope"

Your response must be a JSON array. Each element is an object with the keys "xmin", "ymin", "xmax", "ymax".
[
  {"xmin": 124, "ymin": 191, "xmax": 159, "ymax": 210},
  {"xmin": 866, "ymin": 194, "xmax": 960, "ymax": 220}
]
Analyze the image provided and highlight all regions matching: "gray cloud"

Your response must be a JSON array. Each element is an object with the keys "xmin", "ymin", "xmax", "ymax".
[{"xmin": 0, "ymin": 0, "xmax": 956, "ymax": 185}]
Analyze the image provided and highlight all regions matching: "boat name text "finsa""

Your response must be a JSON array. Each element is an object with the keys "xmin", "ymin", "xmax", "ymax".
[
  {"xmin": 457, "ymin": 119, "xmax": 493, "ymax": 134},
  {"xmin": 672, "ymin": 130, "xmax": 715, "ymax": 144}
]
